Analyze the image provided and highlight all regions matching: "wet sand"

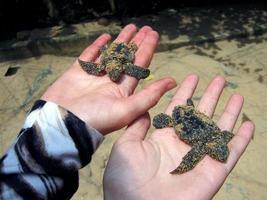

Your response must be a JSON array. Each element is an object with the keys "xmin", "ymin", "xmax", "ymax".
[{"xmin": 0, "ymin": 33, "xmax": 267, "ymax": 199}]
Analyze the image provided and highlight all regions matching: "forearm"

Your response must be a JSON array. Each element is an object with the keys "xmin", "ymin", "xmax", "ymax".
[{"xmin": 0, "ymin": 100, "xmax": 103, "ymax": 200}]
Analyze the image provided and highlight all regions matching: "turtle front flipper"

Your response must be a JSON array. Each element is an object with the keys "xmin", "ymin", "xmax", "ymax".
[
  {"xmin": 78, "ymin": 59, "xmax": 105, "ymax": 75},
  {"xmin": 170, "ymin": 144, "xmax": 206, "ymax": 174},
  {"xmin": 124, "ymin": 64, "xmax": 150, "ymax": 80},
  {"xmin": 153, "ymin": 113, "xmax": 173, "ymax": 129}
]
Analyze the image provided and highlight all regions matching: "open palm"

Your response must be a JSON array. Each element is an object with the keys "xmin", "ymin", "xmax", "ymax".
[
  {"xmin": 41, "ymin": 24, "xmax": 176, "ymax": 134},
  {"xmin": 103, "ymin": 74, "xmax": 254, "ymax": 200}
]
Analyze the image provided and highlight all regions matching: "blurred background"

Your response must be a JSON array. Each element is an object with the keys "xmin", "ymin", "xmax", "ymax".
[{"xmin": 0, "ymin": 0, "xmax": 266, "ymax": 40}]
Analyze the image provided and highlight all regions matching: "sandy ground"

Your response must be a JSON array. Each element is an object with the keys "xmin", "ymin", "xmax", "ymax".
[{"xmin": 0, "ymin": 33, "xmax": 267, "ymax": 199}]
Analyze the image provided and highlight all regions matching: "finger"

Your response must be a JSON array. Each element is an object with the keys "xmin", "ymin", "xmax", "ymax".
[
  {"xmin": 114, "ymin": 24, "xmax": 138, "ymax": 43},
  {"xmin": 197, "ymin": 76, "xmax": 225, "ymax": 117},
  {"xmin": 78, "ymin": 33, "xmax": 112, "ymax": 61},
  {"xmin": 225, "ymin": 121, "xmax": 255, "ymax": 173},
  {"xmin": 122, "ymin": 77, "xmax": 176, "ymax": 123},
  {"xmin": 165, "ymin": 74, "xmax": 199, "ymax": 115},
  {"xmin": 131, "ymin": 26, "xmax": 152, "ymax": 46},
  {"xmin": 95, "ymin": 24, "xmax": 138, "ymax": 64},
  {"xmin": 217, "ymin": 94, "xmax": 244, "ymax": 131},
  {"xmin": 119, "ymin": 30, "xmax": 159, "ymax": 95},
  {"xmin": 120, "ymin": 113, "xmax": 151, "ymax": 141}
]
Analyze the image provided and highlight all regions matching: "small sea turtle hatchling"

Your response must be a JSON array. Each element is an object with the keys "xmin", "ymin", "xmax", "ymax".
[
  {"xmin": 152, "ymin": 99, "xmax": 234, "ymax": 174},
  {"xmin": 78, "ymin": 42, "xmax": 150, "ymax": 81}
]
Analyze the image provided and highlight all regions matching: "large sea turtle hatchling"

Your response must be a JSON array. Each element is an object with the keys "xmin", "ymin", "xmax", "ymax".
[
  {"xmin": 152, "ymin": 99, "xmax": 234, "ymax": 174},
  {"xmin": 78, "ymin": 42, "xmax": 150, "ymax": 81}
]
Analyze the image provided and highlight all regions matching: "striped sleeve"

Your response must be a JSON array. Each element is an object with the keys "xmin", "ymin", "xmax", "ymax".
[{"xmin": 0, "ymin": 100, "xmax": 104, "ymax": 200}]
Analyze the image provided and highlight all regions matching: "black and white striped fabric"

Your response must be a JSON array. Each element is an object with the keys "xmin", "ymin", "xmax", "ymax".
[{"xmin": 0, "ymin": 100, "xmax": 104, "ymax": 200}]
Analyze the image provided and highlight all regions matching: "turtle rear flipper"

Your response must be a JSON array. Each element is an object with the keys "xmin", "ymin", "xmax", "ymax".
[
  {"xmin": 108, "ymin": 68, "xmax": 124, "ymax": 82},
  {"xmin": 205, "ymin": 130, "xmax": 233, "ymax": 162},
  {"xmin": 221, "ymin": 130, "xmax": 234, "ymax": 143},
  {"xmin": 206, "ymin": 141, "xmax": 230, "ymax": 162},
  {"xmin": 78, "ymin": 59, "xmax": 105, "ymax": 75},
  {"xmin": 125, "ymin": 43, "xmax": 138, "ymax": 61},
  {"xmin": 153, "ymin": 113, "xmax": 173, "ymax": 129},
  {"xmin": 208, "ymin": 144, "xmax": 230, "ymax": 162},
  {"xmin": 124, "ymin": 64, "xmax": 150, "ymax": 80},
  {"xmin": 186, "ymin": 98, "xmax": 195, "ymax": 107},
  {"xmin": 170, "ymin": 144, "xmax": 206, "ymax": 174}
]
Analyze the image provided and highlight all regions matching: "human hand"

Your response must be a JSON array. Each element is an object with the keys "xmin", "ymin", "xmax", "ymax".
[
  {"xmin": 103, "ymin": 74, "xmax": 255, "ymax": 200},
  {"xmin": 41, "ymin": 24, "xmax": 176, "ymax": 134}
]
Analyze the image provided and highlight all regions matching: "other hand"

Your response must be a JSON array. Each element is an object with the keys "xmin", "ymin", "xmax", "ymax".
[{"xmin": 103, "ymin": 74, "xmax": 254, "ymax": 200}]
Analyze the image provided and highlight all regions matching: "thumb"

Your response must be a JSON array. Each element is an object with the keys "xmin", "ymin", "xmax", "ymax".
[
  {"xmin": 124, "ymin": 77, "xmax": 176, "ymax": 122},
  {"xmin": 119, "ymin": 113, "xmax": 150, "ymax": 142}
]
